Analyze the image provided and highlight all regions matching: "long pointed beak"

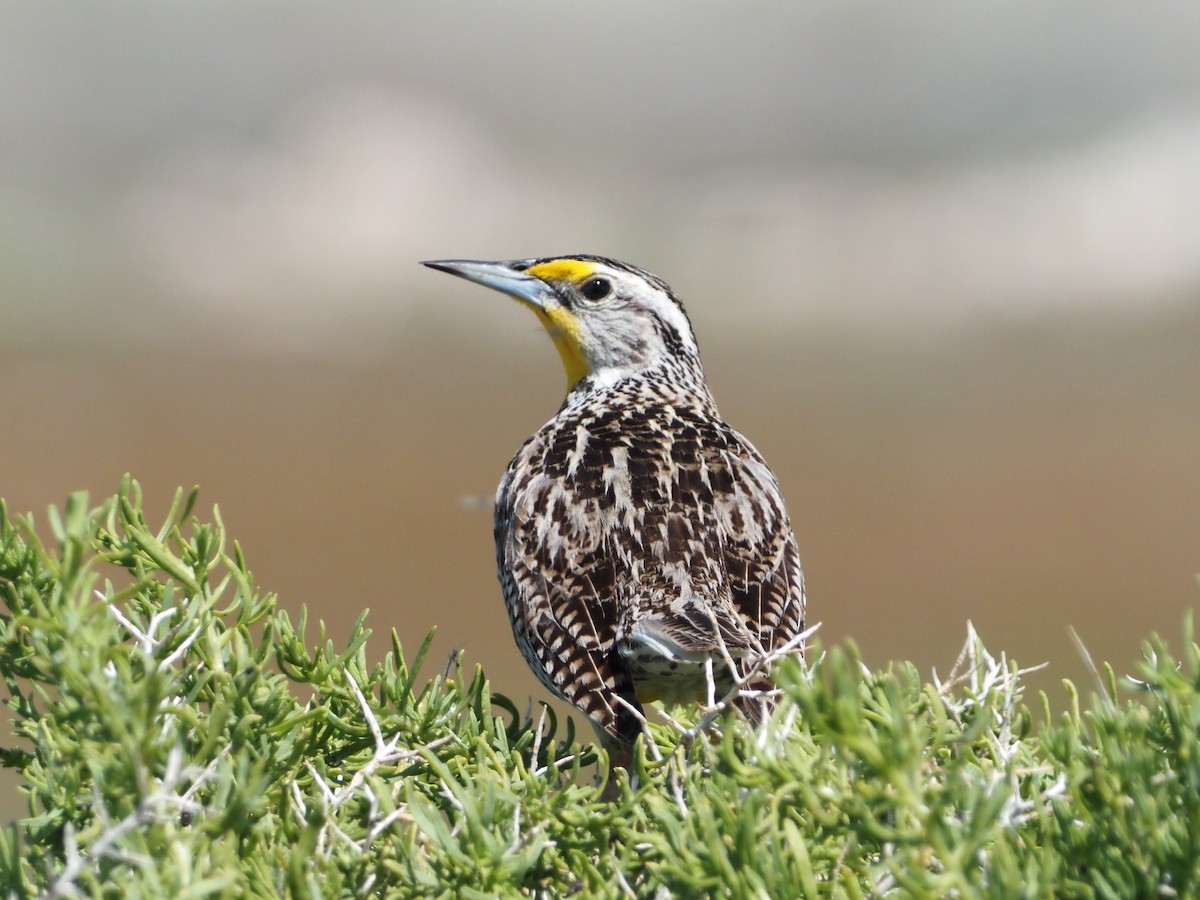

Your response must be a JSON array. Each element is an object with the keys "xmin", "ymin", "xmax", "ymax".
[{"xmin": 422, "ymin": 259, "xmax": 549, "ymax": 310}]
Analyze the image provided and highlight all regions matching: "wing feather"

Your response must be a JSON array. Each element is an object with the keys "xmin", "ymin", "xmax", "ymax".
[
  {"xmin": 495, "ymin": 439, "xmax": 643, "ymax": 744},
  {"xmin": 492, "ymin": 389, "xmax": 804, "ymax": 744},
  {"xmin": 708, "ymin": 429, "xmax": 806, "ymax": 653}
]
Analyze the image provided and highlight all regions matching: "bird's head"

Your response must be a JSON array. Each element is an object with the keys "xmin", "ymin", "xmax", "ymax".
[{"xmin": 423, "ymin": 255, "xmax": 703, "ymax": 394}]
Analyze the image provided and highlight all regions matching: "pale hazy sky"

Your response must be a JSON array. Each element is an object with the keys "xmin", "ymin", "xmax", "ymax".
[{"xmin": 4, "ymin": 2, "xmax": 1200, "ymax": 353}]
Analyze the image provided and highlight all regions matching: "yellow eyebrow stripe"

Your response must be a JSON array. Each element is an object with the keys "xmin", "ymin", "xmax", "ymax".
[{"xmin": 525, "ymin": 259, "xmax": 595, "ymax": 283}]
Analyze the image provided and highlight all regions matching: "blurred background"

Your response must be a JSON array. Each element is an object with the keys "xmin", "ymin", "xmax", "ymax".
[{"xmin": 3, "ymin": 2, "xmax": 1199, "ymax": 818}]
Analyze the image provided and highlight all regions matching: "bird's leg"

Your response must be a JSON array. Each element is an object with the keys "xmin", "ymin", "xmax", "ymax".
[{"xmin": 733, "ymin": 674, "xmax": 777, "ymax": 725}]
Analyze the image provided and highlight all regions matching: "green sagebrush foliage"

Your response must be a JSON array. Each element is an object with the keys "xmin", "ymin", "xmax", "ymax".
[{"xmin": 0, "ymin": 479, "xmax": 1198, "ymax": 898}]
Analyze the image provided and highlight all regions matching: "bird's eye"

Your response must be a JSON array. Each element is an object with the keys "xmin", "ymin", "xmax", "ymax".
[{"xmin": 579, "ymin": 277, "xmax": 611, "ymax": 301}]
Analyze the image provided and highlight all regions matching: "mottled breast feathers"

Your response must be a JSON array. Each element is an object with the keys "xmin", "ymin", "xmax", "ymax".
[{"xmin": 495, "ymin": 374, "xmax": 805, "ymax": 744}]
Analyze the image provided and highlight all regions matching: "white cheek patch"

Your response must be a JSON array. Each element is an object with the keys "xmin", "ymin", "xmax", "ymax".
[
  {"xmin": 583, "ymin": 305, "xmax": 651, "ymax": 369},
  {"xmin": 569, "ymin": 265, "xmax": 702, "ymax": 387}
]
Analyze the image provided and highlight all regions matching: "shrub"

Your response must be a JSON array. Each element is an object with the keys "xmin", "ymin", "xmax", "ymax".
[{"xmin": 1, "ymin": 479, "xmax": 1197, "ymax": 897}]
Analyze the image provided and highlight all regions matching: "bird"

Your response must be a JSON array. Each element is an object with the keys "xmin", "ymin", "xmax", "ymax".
[{"xmin": 423, "ymin": 255, "xmax": 806, "ymax": 770}]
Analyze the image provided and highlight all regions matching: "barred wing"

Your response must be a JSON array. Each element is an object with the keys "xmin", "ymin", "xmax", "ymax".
[
  {"xmin": 708, "ymin": 431, "xmax": 806, "ymax": 655},
  {"xmin": 494, "ymin": 454, "xmax": 644, "ymax": 744}
]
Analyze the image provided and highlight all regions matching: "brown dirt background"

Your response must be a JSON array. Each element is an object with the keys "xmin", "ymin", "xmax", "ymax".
[{"xmin": 4, "ymin": 299, "xmax": 1197, "ymax": 820}]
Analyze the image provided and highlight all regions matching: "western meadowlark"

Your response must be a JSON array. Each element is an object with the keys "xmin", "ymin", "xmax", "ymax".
[{"xmin": 423, "ymin": 255, "xmax": 805, "ymax": 759}]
